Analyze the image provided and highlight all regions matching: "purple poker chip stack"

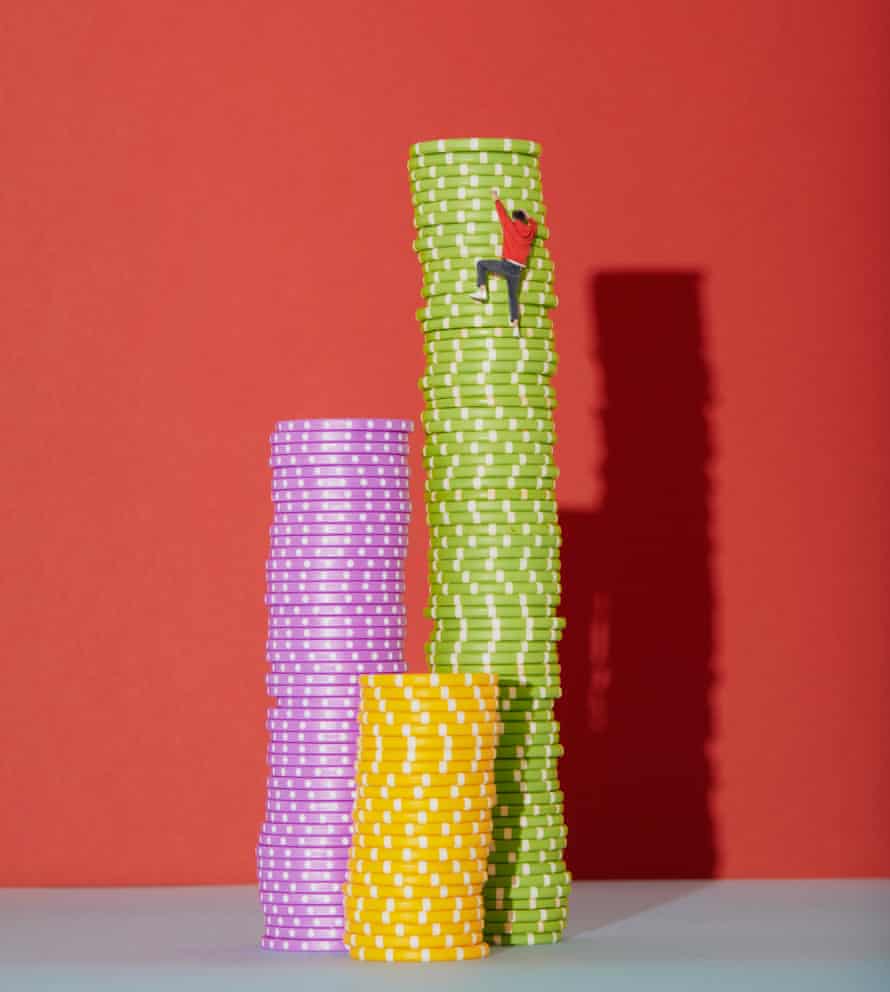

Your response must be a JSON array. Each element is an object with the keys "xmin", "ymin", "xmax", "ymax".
[{"xmin": 258, "ymin": 417, "xmax": 413, "ymax": 952}]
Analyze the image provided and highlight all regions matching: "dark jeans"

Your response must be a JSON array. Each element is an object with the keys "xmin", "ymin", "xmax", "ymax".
[{"xmin": 476, "ymin": 258, "xmax": 523, "ymax": 322}]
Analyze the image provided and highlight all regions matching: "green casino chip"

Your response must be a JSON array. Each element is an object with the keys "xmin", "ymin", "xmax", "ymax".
[
  {"xmin": 414, "ymin": 198, "xmax": 546, "ymax": 220},
  {"xmin": 487, "ymin": 930, "xmax": 563, "ymax": 946},
  {"xmin": 488, "ymin": 812, "xmax": 565, "ymax": 829},
  {"xmin": 429, "ymin": 534, "xmax": 561, "ymax": 549},
  {"xmin": 485, "ymin": 906, "xmax": 569, "ymax": 924},
  {"xmin": 496, "ymin": 746, "xmax": 563, "ymax": 761},
  {"xmin": 492, "ymin": 824, "xmax": 567, "ymax": 842},
  {"xmin": 412, "ymin": 176, "xmax": 543, "ymax": 195},
  {"xmin": 409, "ymin": 164, "xmax": 541, "ymax": 183},
  {"xmin": 409, "ymin": 137, "xmax": 541, "ymax": 155},
  {"xmin": 429, "ymin": 520, "xmax": 560, "ymax": 536},
  {"xmin": 426, "ymin": 605, "xmax": 558, "ymax": 619},
  {"xmin": 422, "ymin": 372, "xmax": 553, "ymax": 389},
  {"xmin": 484, "ymin": 874, "xmax": 571, "ymax": 893},
  {"xmin": 428, "ymin": 494, "xmax": 558, "ymax": 512},
  {"xmin": 489, "ymin": 844, "xmax": 567, "ymax": 863}
]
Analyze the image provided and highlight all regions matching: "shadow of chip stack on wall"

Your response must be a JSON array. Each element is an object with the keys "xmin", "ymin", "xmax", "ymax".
[{"xmin": 557, "ymin": 271, "xmax": 718, "ymax": 881}]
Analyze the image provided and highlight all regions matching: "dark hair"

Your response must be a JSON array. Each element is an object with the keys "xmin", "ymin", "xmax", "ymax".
[{"xmin": 512, "ymin": 209, "xmax": 528, "ymax": 222}]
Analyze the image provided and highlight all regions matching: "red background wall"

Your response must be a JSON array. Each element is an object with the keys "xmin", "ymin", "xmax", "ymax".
[{"xmin": 2, "ymin": 0, "xmax": 888, "ymax": 885}]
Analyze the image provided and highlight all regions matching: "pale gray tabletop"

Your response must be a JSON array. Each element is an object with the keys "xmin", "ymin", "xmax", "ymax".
[{"xmin": 1, "ymin": 880, "xmax": 888, "ymax": 990}]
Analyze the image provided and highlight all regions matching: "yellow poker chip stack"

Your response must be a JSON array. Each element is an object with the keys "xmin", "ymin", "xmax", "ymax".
[
  {"xmin": 343, "ymin": 672, "xmax": 499, "ymax": 962},
  {"xmin": 408, "ymin": 138, "xmax": 569, "ymax": 946}
]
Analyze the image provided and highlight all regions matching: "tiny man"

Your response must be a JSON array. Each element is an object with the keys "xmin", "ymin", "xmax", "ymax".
[{"xmin": 469, "ymin": 188, "xmax": 538, "ymax": 328}]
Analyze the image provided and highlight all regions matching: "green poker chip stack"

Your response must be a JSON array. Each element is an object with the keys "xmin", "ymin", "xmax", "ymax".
[{"xmin": 408, "ymin": 137, "xmax": 568, "ymax": 946}]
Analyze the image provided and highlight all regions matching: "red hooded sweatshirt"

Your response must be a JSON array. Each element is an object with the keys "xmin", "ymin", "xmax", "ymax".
[{"xmin": 496, "ymin": 198, "xmax": 538, "ymax": 266}]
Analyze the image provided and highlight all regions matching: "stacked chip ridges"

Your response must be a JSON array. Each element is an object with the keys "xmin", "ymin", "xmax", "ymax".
[
  {"xmin": 408, "ymin": 137, "xmax": 569, "ymax": 945},
  {"xmin": 259, "ymin": 417, "xmax": 413, "ymax": 951},
  {"xmin": 343, "ymin": 672, "xmax": 500, "ymax": 962}
]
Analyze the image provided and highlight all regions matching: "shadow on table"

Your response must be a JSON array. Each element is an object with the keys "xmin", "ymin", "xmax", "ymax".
[{"xmin": 557, "ymin": 271, "xmax": 719, "ymax": 881}]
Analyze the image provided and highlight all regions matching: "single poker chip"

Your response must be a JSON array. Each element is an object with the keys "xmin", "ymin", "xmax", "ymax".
[
  {"xmin": 262, "ymin": 910, "xmax": 345, "ymax": 926},
  {"xmin": 257, "ymin": 834, "xmax": 352, "ymax": 854},
  {"xmin": 259, "ymin": 880, "xmax": 344, "ymax": 896},
  {"xmin": 350, "ymin": 820, "xmax": 488, "ymax": 840},
  {"xmin": 270, "ymin": 440, "xmax": 409, "ymax": 456},
  {"xmin": 347, "ymin": 868, "xmax": 488, "ymax": 890},
  {"xmin": 485, "ymin": 906, "xmax": 569, "ymax": 927},
  {"xmin": 265, "ymin": 674, "xmax": 365, "ymax": 690},
  {"xmin": 488, "ymin": 931, "xmax": 562, "ymax": 946},
  {"xmin": 354, "ymin": 758, "xmax": 496, "ymax": 778},
  {"xmin": 264, "ymin": 677, "xmax": 365, "ymax": 693},
  {"xmin": 492, "ymin": 825, "xmax": 567, "ymax": 844},
  {"xmin": 273, "ymin": 419, "xmax": 413, "ymax": 434},
  {"xmin": 258, "ymin": 858, "xmax": 349, "ymax": 876},
  {"xmin": 263, "ymin": 924, "xmax": 345, "ymax": 941},
  {"xmin": 488, "ymin": 843, "xmax": 567, "ymax": 862},
  {"xmin": 349, "ymin": 846, "xmax": 490, "ymax": 868},
  {"xmin": 354, "ymin": 750, "xmax": 496, "ymax": 769},
  {"xmin": 265, "ymin": 788, "xmax": 356, "ymax": 805},
  {"xmin": 359, "ymin": 699, "xmax": 497, "ymax": 717},
  {"xmin": 410, "ymin": 158, "xmax": 539, "ymax": 179},
  {"xmin": 257, "ymin": 881, "xmax": 346, "ymax": 900},
  {"xmin": 272, "ymin": 512, "xmax": 410, "ymax": 529},
  {"xmin": 265, "ymin": 595, "xmax": 407, "ymax": 610},
  {"xmin": 486, "ymin": 857, "xmax": 567, "ymax": 879},
  {"xmin": 258, "ymin": 866, "xmax": 350, "ymax": 884},
  {"xmin": 265, "ymin": 808, "xmax": 356, "ymax": 823},
  {"xmin": 352, "ymin": 808, "xmax": 490, "ymax": 828},
  {"xmin": 350, "ymin": 833, "xmax": 489, "ymax": 854},
  {"xmin": 265, "ymin": 641, "xmax": 402, "ymax": 655},
  {"xmin": 486, "ymin": 817, "xmax": 567, "ymax": 835},
  {"xmin": 344, "ymin": 931, "xmax": 483, "ymax": 951},
  {"xmin": 424, "ymin": 599, "xmax": 556, "ymax": 616},
  {"xmin": 270, "ymin": 479, "xmax": 411, "ymax": 497},
  {"xmin": 264, "ymin": 748, "xmax": 358, "ymax": 766},
  {"xmin": 347, "ymin": 943, "xmax": 489, "ymax": 962},
  {"xmin": 267, "ymin": 620, "xmax": 406, "ymax": 636},
  {"xmin": 354, "ymin": 797, "xmax": 494, "ymax": 817},
  {"xmin": 361, "ymin": 673, "xmax": 498, "ymax": 689},
  {"xmin": 261, "ymin": 936, "xmax": 346, "ymax": 952},
  {"xmin": 344, "ymin": 881, "xmax": 479, "ymax": 902},
  {"xmin": 257, "ymin": 851, "xmax": 351, "ymax": 868},
  {"xmin": 272, "ymin": 499, "xmax": 411, "ymax": 515},
  {"xmin": 265, "ymin": 584, "xmax": 406, "ymax": 599},
  {"xmin": 269, "ymin": 524, "xmax": 409, "ymax": 542},
  {"xmin": 266, "ymin": 650, "xmax": 405, "ymax": 675},
  {"xmin": 346, "ymin": 918, "xmax": 482, "ymax": 938},
  {"xmin": 428, "ymin": 519, "xmax": 560, "ymax": 537},
  {"xmin": 364, "ymin": 684, "xmax": 499, "ymax": 701},
  {"xmin": 409, "ymin": 136, "xmax": 541, "ymax": 155},
  {"xmin": 269, "ymin": 452, "xmax": 408, "ymax": 469},
  {"xmin": 355, "ymin": 784, "xmax": 494, "ymax": 804},
  {"xmin": 483, "ymin": 874, "xmax": 572, "ymax": 894}
]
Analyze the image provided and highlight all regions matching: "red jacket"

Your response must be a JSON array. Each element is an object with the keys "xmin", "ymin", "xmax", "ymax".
[{"xmin": 496, "ymin": 198, "xmax": 538, "ymax": 266}]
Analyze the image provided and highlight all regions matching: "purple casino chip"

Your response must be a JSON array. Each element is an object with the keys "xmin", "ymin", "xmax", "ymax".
[
  {"xmin": 264, "ymin": 682, "xmax": 362, "ymax": 699},
  {"xmin": 265, "ymin": 786, "xmax": 356, "ymax": 804},
  {"xmin": 270, "ymin": 441, "xmax": 408, "ymax": 456},
  {"xmin": 266, "ymin": 719, "xmax": 355, "ymax": 748},
  {"xmin": 269, "ymin": 603, "xmax": 406, "ymax": 628},
  {"xmin": 266, "ymin": 648, "xmax": 400, "ymax": 663},
  {"xmin": 265, "ymin": 747, "xmax": 357, "ymax": 765},
  {"xmin": 267, "ymin": 790, "xmax": 355, "ymax": 807},
  {"xmin": 266, "ymin": 592, "xmax": 407, "ymax": 627},
  {"xmin": 263, "ymin": 915, "xmax": 345, "ymax": 931},
  {"xmin": 266, "ymin": 713, "xmax": 356, "ymax": 730},
  {"xmin": 258, "ymin": 818, "xmax": 354, "ymax": 838},
  {"xmin": 269, "ymin": 537, "xmax": 407, "ymax": 561},
  {"xmin": 271, "ymin": 464, "xmax": 410, "ymax": 480},
  {"xmin": 258, "ymin": 836, "xmax": 350, "ymax": 853},
  {"xmin": 260, "ymin": 810, "xmax": 352, "ymax": 835},
  {"xmin": 264, "ymin": 713, "xmax": 359, "ymax": 730},
  {"xmin": 261, "ymin": 936, "xmax": 346, "ymax": 952},
  {"xmin": 266, "ymin": 634, "xmax": 404, "ymax": 651},
  {"xmin": 263, "ymin": 925, "xmax": 344, "ymax": 942},
  {"xmin": 266, "ymin": 758, "xmax": 357, "ymax": 775},
  {"xmin": 264, "ymin": 674, "xmax": 366, "ymax": 688},
  {"xmin": 266, "ymin": 579, "xmax": 406, "ymax": 592},
  {"xmin": 269, "ymin": 519, "xmax": 410, "ymax": 537},
  {"xmin": 259, "ymin": 878, "xmax": 344, "ymax": 894},
  {"xmin": 267, "ymin": 556, "xmax": 402, "ymax": 571},
  {"xmin": 273, "ymin": 498, "xmax": 411, "ymax": 515},
  {"xmin": 266, "ymin": 661, "xmax": 404, "ymax": 678},
  {"xmin": 258, "ymin": 860, "xmax": 349, "ymax": 874},
  {"xmin": 266, "ymin": 770, "xmax": 358, "ymax": 790},
  {"xmin": 266, "ymin": 801, "xmax": 355, "ymax": 818},
  {"xmin": 267, "ymin": 652, "xmax": 403, "ymax": 665},
  {"xmin": 271, "ymin": 475, "xmax": 411, "ymax": 492},
  {"xmin": 272, "ymin": 510, "xmax": 411, "ymax": 534},
  {"xmin": 273, "ymin": 418, "xmax": 413, "ymax": 434},
  {"xmin": 257, "ymin": 887, "xmax": 345, "ymax": 905},
  {"xmin": 267, "ymin": 735, "xmax": 356, "ymax": 750},
  {"xmin": 262, "ymin": 900, "xmax": 346, "ymax": 915},
  {"xmin": 269, "ymin": 532, "xmax": 408, "ymax": 549},
  {"xmin": 269, "ymin": 452, "xmax": 407, "ymax": 468},
  {"xmin": 258, "ymin": 867, "xmax": 348, "ymax": 884}
]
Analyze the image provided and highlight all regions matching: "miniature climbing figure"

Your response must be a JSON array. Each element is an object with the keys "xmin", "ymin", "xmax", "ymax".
[{"xmin": 469, "ymin": 187, "xmax": 538, "ymax": 328}]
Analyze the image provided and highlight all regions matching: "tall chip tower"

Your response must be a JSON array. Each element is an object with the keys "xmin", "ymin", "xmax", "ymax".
[{"xmin": 408, "ymin": 138, "xmax": 569, "ymax": 946}]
